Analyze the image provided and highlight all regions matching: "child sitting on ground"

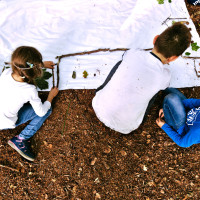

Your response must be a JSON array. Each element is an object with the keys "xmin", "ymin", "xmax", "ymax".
[
  {"xmin": 0, "ymin": 46, "xmax": 59, "ymax": 161},
  {"xmin": 156, "ymin": 89, "xmax": 200, "ymax": 148}
]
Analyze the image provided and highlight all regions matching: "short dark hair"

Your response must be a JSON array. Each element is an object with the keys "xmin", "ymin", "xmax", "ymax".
[
  {"xmin": 154, "ymin": 22, "xmax": 192, "ymax": 58},
  {"xmin": 11, "ymin": 46, "xmax": 44, "ymax": 85}
]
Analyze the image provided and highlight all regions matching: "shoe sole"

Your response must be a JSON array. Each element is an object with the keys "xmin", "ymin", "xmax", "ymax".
[{"xmin": 8, "ymin": 140, "xmax": 35, "ymax": 162}]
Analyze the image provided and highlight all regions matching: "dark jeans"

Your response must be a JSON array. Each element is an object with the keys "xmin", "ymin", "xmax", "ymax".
[{"xmin": 163, "ymin": 88, "xmax": 187, "ymax": 130}]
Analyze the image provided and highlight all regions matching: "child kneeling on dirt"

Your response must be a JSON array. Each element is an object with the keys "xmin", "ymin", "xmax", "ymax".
[
  {"xmin": 0, "ymin": 46, "xmax": 59, "ymax": 161},
  {"xmin": 156, "ymin": 89, "xmax": 200, "ymax": 148}
]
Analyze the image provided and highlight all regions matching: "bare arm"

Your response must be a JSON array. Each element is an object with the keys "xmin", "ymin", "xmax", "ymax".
[
  {"xmin": 43, "ymin": 61, "xmax": 55, "ymax": 69},
  {"xmin": 47, "ymin": 87, "xmax": 59, "ymax": 103}
]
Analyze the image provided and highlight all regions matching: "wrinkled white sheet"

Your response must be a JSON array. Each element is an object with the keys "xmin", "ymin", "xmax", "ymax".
[{"xmin": 0, "ymin": 0, "xmax": 199, "ymax": 90}]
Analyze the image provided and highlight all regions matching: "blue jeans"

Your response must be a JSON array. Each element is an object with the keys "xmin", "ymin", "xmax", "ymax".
[
  {"xmin": 163, "ymin": 88, "xmax": 186, "ymax": 130},
  {"xmin": 15, "ymin": 103, "xmax": 52, "ymax": 140}
]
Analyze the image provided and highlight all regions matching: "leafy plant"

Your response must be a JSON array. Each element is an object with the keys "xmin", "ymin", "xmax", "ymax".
[
  {"xmin": 83, "ymin": 70, "xmax": 89, "ymax": 78},
  {"xmin": 35, "ymin": 69, "xmax": 52, "ymax": 90},
  {"xmin": 191, "ymin": 42, "xmax": 200, "ymax": 51},
  {"xmin": 185, "ymin": 52, "xmax": 191, "ymax": 56}
]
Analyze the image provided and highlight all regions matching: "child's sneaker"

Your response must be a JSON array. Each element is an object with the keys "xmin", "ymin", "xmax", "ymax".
[{"xmin": 8, "ymin": 135, "xmax": 35, "ymax": 161}]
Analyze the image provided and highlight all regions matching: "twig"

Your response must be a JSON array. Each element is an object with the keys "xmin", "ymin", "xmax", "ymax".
[
  {"xmin": 161, "ymin": 15, "xmax": 187, "ymax": 25},
  {"xmin": 194, "ymin": 60, "xmax": 200, "ymax": 78},
  {"xmin": 143, "ymin": 48, "xmax": 153, "ymax": 51},
  {"xmin": 56, "ymin": 48, "xmax": 129, "ymax": 60},
  {"xmin": 0, "ymin": 164, "xmax": 19, "ymax": 172},
  {"xmin": 56, "ymin": 58, "xmax": 61, "ymax": 88},
  {"xmin": 182, "ymin": 56, "xmax": 200, "ymax": 59},
  {"xmin": 52, "ymin": 68, "xmax": 55, "ymax": 87}
]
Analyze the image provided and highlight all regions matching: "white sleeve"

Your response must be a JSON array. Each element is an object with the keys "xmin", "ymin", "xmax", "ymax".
[{"xmin": 29, "ymin": 89, "xmax": 51, "ymax": 117}]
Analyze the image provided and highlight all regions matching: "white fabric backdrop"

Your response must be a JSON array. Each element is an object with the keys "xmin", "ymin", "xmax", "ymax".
[{"xmin": 0, "ymin": 0, "xmax": 199, "ymax": 90}]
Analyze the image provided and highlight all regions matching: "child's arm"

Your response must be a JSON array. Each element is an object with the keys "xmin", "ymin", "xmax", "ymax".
[
  {"xmin": 47, "ymin": 87, "xmax": 59, "ymax": 103},
  {"xmin": 43, "ymin": 61, "xmax": 55, "ymax": 69},
  {"xmin": 161, "ymin": 123, "xmax": 199, "ymax": 148},
  {"xmin": 156, "ymin": 116, "xmax": 190, "ymax": 148},
  {"xmin": 30, "ymin": 87, "xmax": 59, "ymax": 117},
  {"xmin": 183, "ymin": 98, "xmax": 200, "ymax": 110}
]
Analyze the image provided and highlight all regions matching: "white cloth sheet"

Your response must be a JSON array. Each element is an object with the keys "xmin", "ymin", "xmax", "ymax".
[{"xmin": 0, "ymin": 0, "xmax": 199, "ymax": 90}]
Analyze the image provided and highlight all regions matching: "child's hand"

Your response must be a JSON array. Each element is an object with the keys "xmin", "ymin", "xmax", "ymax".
[
  {"xmin": 156, "ymin": 117, "xmax": 165, "ymax": 128},
  {"xmin": 47, "ymin": 87, "xmax": 59, "ymax": 102},
  {"xmin": 43, "ymin": 61, "xmax": 55, "ymax": 69},
  {"xmin": 159, "ymin": 108, "xmax": 164, "ymax": 118}
]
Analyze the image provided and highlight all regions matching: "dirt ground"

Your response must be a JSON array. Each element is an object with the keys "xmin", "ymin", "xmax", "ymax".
[{"xmin": 1, "ymin": 1, "xmax": 200, "ymax": 200}]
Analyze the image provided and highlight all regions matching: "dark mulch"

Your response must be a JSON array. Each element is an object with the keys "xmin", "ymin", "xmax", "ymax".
[{"xmin": 1, "ymin": 1, "xmax": 200, "ymax": 200}]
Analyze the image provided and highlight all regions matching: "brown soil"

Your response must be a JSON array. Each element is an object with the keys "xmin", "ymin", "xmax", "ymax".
[{"xmin": 1, "ymin": 1, "xmax": 200, "ymax": 200}]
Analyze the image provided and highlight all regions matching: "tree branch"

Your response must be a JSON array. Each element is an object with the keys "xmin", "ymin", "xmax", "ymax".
[
  {"xmin": 0, "ymin": 164, "xmax": 19, "ymax": 172},
  {"xmin": 56, "ymin": 48, "xmax": 129, "ymax": 60}
]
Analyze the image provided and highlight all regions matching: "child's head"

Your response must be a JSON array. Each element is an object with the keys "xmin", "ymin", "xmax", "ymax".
[
  {"xmin": 154, "ymin": 22, "xmax": 192, "ymax": 59},
  {"xmin": 11, "ymin": 46, "xmax": 44, "ymax": 84}
]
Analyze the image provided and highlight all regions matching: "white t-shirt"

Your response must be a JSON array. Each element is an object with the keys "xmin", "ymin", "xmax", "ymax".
[
  {"xmin": 92, "ymin": 49, "xmax": 171, "ymax": 134},
  {"xmin": 0, "ymin": 68, "xmax": 51, "ymax": 129}
]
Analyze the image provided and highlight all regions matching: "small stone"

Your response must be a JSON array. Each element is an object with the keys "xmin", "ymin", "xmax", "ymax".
[
  {"xmin": 94, "ymin": 178, "xmax": 100, "ymax": 183},
  {"xmin": 95, "ymin": 192, "xmax": 101, "ymax": 199},
  {"xmin": 148, "ymin": 181, "xmax": 156, "ymax": 187},
  {"xmin": 160, "ymin": 189, "xmax": 165, "ymax": 194},
  {"xmin": 91, "ymin": 157, "xmax": 97, "ymax": 165},
  {"xmin": 120, "ymin": 150, "xmax": 127, "ymax": 156},
  {"xmin": 143, "ymin": 165, "xmax": 148, "ymax": 171},
  {"xmin": 104, "ymin": 146, "xmax": 111, "ymax": 154}
]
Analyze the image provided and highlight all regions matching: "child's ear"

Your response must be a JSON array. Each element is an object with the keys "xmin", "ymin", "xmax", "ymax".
[
  {"xmin": 167, "ymin": 56, "xmax": 178, "ymax": 63},
  {"xmin": 153, "ymin": 35, "xmax": 159, "ymax": 45}
]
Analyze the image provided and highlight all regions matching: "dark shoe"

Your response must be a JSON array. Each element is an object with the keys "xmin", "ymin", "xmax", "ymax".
[{"xmin": 8, "ymin": 135, "xmax": 35, "ymax": 161}]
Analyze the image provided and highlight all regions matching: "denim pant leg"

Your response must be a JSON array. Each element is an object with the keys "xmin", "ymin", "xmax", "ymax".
[
  {"xmin": 16, "ymin": 103, "xmax": 52, "ymax": 140},
  {"xmin": 164, "ymin": 88, "xmax": 186, "ymax": 100},
  {"xmin": 163, "ymin": 93, "xmax": 186, "ymax": 130}
]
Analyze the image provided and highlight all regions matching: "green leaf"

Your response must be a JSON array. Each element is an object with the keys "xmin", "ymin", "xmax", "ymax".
[
  {"xmin": 72, "ymin": 71, "xmax": 76, "ymax": 79},
  {"xmin": 35, "ymin": 78, "xmax": 49, "ymax": 90},
  {"xmin": 83, "ymin": 70, "xmax": 89, "ymax": 78},
  {"xmin": 185, "ymin": 52, "xmax": 191, "ymax": 56},
  {"xmin": 43, "ymin": 71, "xmax": 52, "ymax": 80},
  {"xmin": 191, "ymin": 42, "xmax": 200, "ymax": 51},
  {"xmin": 168, "ymin": 0, "xmax": 172, "ymax": 2},
  {"xmin": 34, "ymin": 69, "xmax": 52, "ymax": 89},
  {"xmin": 172, "ymin": 20, "xmax": 176, "ymax": 25}
]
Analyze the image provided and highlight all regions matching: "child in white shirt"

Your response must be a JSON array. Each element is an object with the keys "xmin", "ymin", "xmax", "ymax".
[
  {"xmin": 92, "ymin": 22, "xmax": 192, "ymax": 134},
  {"xmin": 0, "ymin": 46, "xmax": 59, "ymax": 161}
]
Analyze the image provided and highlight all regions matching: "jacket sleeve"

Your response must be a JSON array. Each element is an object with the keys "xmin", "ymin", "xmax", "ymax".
[
  {"xmin": 161, "ymin": 123, "xmax": 199, "ymax": 148},
  {"xmin": 182, "ymin": 99, "xmax": 200, "ymax": 110}
]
